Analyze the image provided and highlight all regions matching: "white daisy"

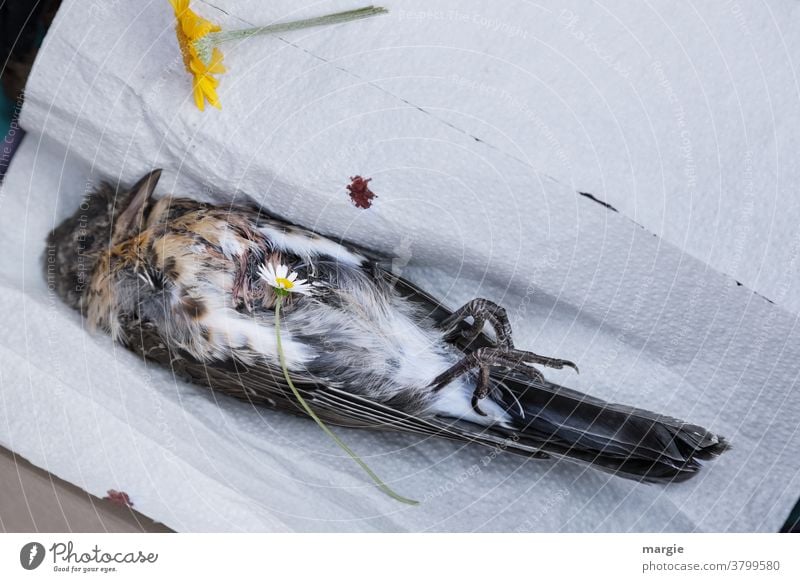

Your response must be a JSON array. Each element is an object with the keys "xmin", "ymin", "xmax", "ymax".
[{"xmin": 258, "ymin": 263, "xmax": 312, "ymax": 296}]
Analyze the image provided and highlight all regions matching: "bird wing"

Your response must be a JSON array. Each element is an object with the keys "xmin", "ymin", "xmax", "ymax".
[
  {"xmin": 118, "ymin": 295, "xmax": 550, "ymax": 459},
  {"xmin": 119, "ymin": 264, "xmax": 727, "ymax": 482},
  {"xmin": 115, "ymin": 202, "xmax": 727, "ymax": 481}
]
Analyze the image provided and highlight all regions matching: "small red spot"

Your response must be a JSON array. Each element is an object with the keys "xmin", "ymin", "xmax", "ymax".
[
  {"xmin": 347, "ymin": 175, "xmax": 377, "ymax": 209},
  {"xmin": 105, "ymin": 490, "xmax": 134, "ymax": 508}
]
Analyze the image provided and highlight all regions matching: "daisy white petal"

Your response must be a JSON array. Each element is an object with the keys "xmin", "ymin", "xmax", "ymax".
[
  {"xmin": 287, "ymin": 280, "xmax": 312, "ymax": 295},
  {"xmin": 257, "ymin": 263, "xmax": 277, "ymax": 286}
]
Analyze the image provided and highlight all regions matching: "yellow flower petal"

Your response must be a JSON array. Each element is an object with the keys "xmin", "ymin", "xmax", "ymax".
[
  {"xmin": 169, "ymin": 0, "xmax": 188, "ymax": 13},
  {"xmin": 193, "ymin": 83, "xmax": 205, "ymax": 111},
  {"xmin": 208, "ymin": 48, "xmax": 226, "ymax": 73},
  {"xmin": 169, "ymin": 0, "xmax": 225, "ymax": 111},
  {"xmin": 197, "ymin": 77, "xmax": 220, "ymax": 108}
]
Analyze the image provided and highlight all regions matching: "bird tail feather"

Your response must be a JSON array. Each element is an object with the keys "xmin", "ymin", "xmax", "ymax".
[{"xmin": 489, "ymin": 373, "xmax": 729, "ymax": 483}]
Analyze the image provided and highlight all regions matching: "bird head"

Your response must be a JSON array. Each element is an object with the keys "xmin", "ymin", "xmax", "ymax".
[{"xmin": 45, "ymin": 169, "xmax": 162, "ymax": 311}]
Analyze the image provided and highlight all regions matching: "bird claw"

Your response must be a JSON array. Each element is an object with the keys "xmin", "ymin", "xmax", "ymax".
[
  {"xmin": 433, "ymin": 304, "xmax": 582, "ymax": 409},
  {"xmin": 471, "ymin": 393, "xmax": 489, "ymax": 416},
  {"xmin": 542, "ymin": 358, "xmax": 579, "ymax": 374}
]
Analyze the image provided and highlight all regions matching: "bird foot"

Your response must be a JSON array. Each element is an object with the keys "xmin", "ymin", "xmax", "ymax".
[{"xmin": 435, "ymin": 298, "xmax": 578, "ymax": 415}]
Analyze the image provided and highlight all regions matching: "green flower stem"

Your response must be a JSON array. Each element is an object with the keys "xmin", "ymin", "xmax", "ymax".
[
  {"xmin": 274, "ymin": 296, "xmax": 418, "ymax": 506},
  {"xmin": 195, "ymin": 6, "xmax": 388, "ymax": 64}
]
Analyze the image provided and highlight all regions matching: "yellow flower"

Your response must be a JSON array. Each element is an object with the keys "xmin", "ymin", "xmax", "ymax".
[
  {"xmin": 169, "ymin": 0, "xmax": 226, "ymax": 111},
  {"xmin": 168, "ymin": 3, "xmax": 388, "ymax": 111}
]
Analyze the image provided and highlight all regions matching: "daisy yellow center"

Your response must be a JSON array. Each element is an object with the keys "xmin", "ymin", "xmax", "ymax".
[{"xmin": 275, "ymin": 277, "xmax": 294, "ymax": 289}]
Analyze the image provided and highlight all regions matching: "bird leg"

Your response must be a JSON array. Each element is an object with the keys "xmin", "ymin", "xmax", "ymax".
[
  {"xmin": 431, "ymin": 346, "xmax": 578, "ymax": 415},
  {"xmin": 439, "ymin": 298, "xmax": 515, "ymax": 349},
  {"xmin": 435, "ymin": 299, "xmax": 578, "ymax": 415}
]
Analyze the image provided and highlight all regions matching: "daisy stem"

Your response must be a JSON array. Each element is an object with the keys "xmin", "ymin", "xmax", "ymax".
[
  {"xmin": 274, "ymin": 297, "xmax": 419, "ymax": 506},
  {"xmin": 202, "ymin": 6, "xmax": 387, "ymax": 49}
]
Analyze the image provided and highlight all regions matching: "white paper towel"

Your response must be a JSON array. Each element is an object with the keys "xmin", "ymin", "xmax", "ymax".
[
  {"xmin": 22, "ymin": 0, "xmax": 800, "ymax": 314},
  {"xmin": 1, "ymin": 0, "xmax": 799, "ymax": 531},
  {"xmin": 251, "ymin": 0, "xmax": 800, "ymax": 315}
]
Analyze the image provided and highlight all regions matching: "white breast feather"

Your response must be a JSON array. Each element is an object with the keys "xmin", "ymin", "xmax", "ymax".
[
  {"xmin": 218, "ymin": 230, "xmax": 247, "ymax": 258},
  {"xmin": 258, "ymin": 224, "xmax": 364, "ymax": 266},
  {"xmin": 201, "ymin": 309, "xmax": 313, "ymax": 368},
  {"xmin": 210, "ymin": 220, "xmax": 507, "ymax": 425}
]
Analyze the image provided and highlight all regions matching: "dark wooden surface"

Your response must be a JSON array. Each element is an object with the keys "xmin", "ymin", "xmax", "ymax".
[{"xmin": 0, "ymin": 446, "xmax": 171, "ymax": 533}]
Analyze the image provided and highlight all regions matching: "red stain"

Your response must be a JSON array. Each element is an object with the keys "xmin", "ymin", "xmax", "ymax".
[
  {"xmin": 347, "ymin": 175, "xmax": 377, "ymax": 209},
  {"xmin": 105, "ymin": 490, "xmax": 134, "ymax": 508}
]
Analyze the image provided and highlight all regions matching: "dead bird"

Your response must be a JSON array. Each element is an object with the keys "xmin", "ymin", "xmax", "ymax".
[{"xmin": 45, "ymin": 169, "xmax": 728, "ymax": 483}]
